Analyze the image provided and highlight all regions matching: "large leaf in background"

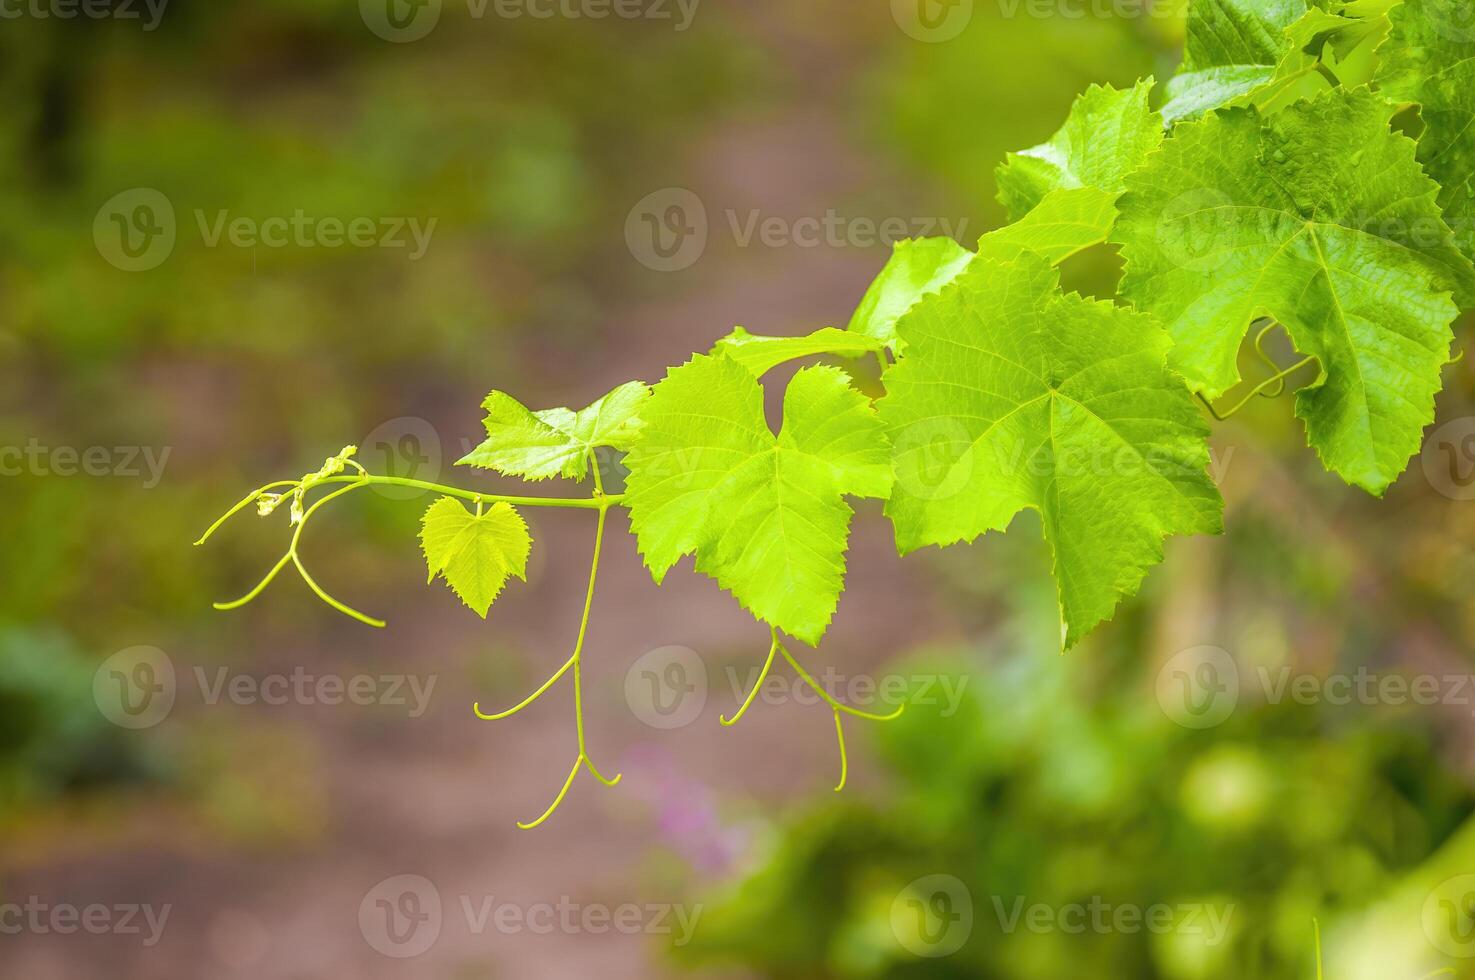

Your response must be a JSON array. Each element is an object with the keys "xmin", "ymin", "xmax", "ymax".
[
  {"xmin": 1163, "ymin": 0, "xmax": 1307, "ymax": 122},
  {"xmin": 458, "ymin": 381, "xmax": 649, "ymax": 481},
  {"xmin": 847, "ymin": 237, "xmax": 973, "ymax": 352},
  {"xmin": 877, "ymin": 254, "xmax": 1223, "ymax": 650},
  {"xmin": 1378, "ymin": 0, "xmax": 1475, "ymax": 263},
  {"xmin": 988, "ymin": 79, "xmax": 1162, "ymax": 260},
  {"xmin": 1163, "ymin": 3, "xmax": 1393, "ymax": 124},
  {"xmin": 420, "ymin": 497, "xmax": 532, "ymax": 617},
  {"xmin": 624, "ymin": 356, "xmax": 891, "ymax": 645},
  {"xmin": 1114, "ymin": 90, "xmax": 1475, "ymax": 495},
  {"xmin": 1183, "ymin": 0, "xmax": 1307, "ymax": 69}
]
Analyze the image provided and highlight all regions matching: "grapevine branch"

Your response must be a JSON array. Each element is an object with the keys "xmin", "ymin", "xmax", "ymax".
[
  {"xmin": 197, "ymin": 449, "xmax": 895, "ymax": 824},
  {"xmin": 197, "ymin": 17, "xmax": 1475, "ymax": 826}
]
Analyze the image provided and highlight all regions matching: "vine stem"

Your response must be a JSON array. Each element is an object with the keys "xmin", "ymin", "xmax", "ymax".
[
  {"xmin": 515, "ymin": 454, "xmax": 621, "ymax": 830},
  {"xmin": 314, "ymin": 474, "xmax": 619, "ymax": 510}
]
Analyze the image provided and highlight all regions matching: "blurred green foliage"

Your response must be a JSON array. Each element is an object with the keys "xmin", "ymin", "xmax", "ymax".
[{"xmin": 675, "ymin": 636, "xmax": 1475, "ymax": 979}]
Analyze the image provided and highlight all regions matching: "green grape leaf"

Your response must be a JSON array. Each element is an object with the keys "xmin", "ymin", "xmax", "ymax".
[
  {"xmin": 847, "ymin": 237, "xmax": 973, "ymax": 352},
  {"xmin": 976, "ymin": 187, "xmax": 1122, "ymax": 264},
  {"xmin": 1183, "ymin": 0, "xmax": 1308, "ymax": 70},
  {"xmin": 995, "ymin": 80, "xmax": 1163, "ymax": 222},
  {"xmin": 1162, "ymin": 66, "xmax": 1281, "ymax": 125},
  {"xmin": 985, "ymin": 80, "xmax": 1161, "ymax": 264},
  {"xmin": 878, "ymin": 253, "xmax": 1223, "ymax": 650},
  {"xmin": 1377, "ymin": 0, "xmax": 1475, "ymax": 263},
  {"xmin": 623, "ymin": 355, "xmax": 891, "ymax": 645},
  {"xmin": 1163, "ymin": 4, "xmax": 1392, "ymax": 124},
  {"xmin": 1163, "ymin": 0, "xmax": 1308, "ymax": 123},
  {"xmin": 711, "ymin": 325, "xmax": 886, "ymax": 377},
  {"xmin": 458, "ymin": 381, "xmax": 649, "ymax": 481},
  {"xmin": 1114, "ymin": 90, "xmax": 1475, "ymax": 494},
  {"xmin": 420, "ymin": 497, "xmax": 532, "ymax": 617}
]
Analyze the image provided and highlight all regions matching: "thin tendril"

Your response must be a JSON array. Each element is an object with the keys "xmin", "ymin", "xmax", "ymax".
[
  {"xmin": 1196, "ymin": 355, "xmax": 1317, "ymax": 421},
  {"xmin": 1314, "ymin": 919, "xmax": 1323, "ymax": 980},
  {"xmin": 1194, "ymin": 321, "xmax": 1320, "ymax": 422},
  {"xmin": 517, "ymin": 757, "xmax": 582, "ymax": 831},
  {"xmin": 1251, "ymin": 321, "xmax": 1288, "ymax": 397},
  {"xmin": 473, "ymin": 653, "xmax": 576, "ymax": 720},
  {"xmin": 721, "ymin": 638, "xmax": 778, "ymax": 726},
  {"xmin": 721, "ymin": 629, "xmax": 904, "ymax": 791},
  {"xmin": 194, "ymin": 479, "xmax": 300, "ymax": 546},
  {"xmin": 515, "ymin": 453, "xmax": 621, "ymax": 829},
  {"xmin": 211, "ymin": 480, "xmax": 386, "ymax": 627},
  {"xmin": 832, "ymin": 710, "xmax": 848, "ymax": 792},
  {"xmin": 776, "ymin": 641, "xmax": 906, "ymax": 722}
]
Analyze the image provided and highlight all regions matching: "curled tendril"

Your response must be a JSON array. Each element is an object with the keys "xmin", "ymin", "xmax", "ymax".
[
  {"xmin": 1196, "ymin": 320, "xmax": 1319, "ymax": 422},
  {"xmin": 210, "ymin": 478, "xmax": 386, "ymax": 628},
  {"xmin": 723, "ymin": 626, "xmax": 905, "ymax": 792}
]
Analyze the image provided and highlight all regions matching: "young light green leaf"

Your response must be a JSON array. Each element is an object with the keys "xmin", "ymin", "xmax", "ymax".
[
  {"xmin": 1183, "ymin": 0, "xmax": 1308, "ymax": 71},
  {"xmin": 457, "ymin": 381, "xmax": 650, "ymax": 481},
  {"xmin": 420, "ymin": 497, "xmax": 532, "ymax": 617},
  {"xmin": 846, "ymin": 237, "xmax": 973, "ymax": 352},
  {"xmin": 710, "ymin": 326, "xmax": 886, "ymax": 377},
  {"xmin": 878, "ymin": 254, "xmax": 1223, "ymax": 650},
  {"xmin": 977, "ymin": 186, "xmax": 1122, "ymax": 265},
  {"xmin": 1162, "ymin": 0, "xmax": 1307, "ymax": 123},
  {"xmin": 623, "ymin": 355, "xmax": 891, "ymax": 645},
  {"xmin": 1114, "ymin": 90, "xmax": 1475, "ymax": 494},
  {"xmin": 1162, "ymin": 3, "xmax": 1390, "ymax": 124},
  {"xmin": 1377, "ymin": 0, "xmax": 1475, "ymax": 263},
  {"xmin": 995, "ymin": 80, "xmax": 1163, "ymax": 223},
  {"xmin": 983, "ymin": 80, "xmax": 1161, "ymax": 264}
]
